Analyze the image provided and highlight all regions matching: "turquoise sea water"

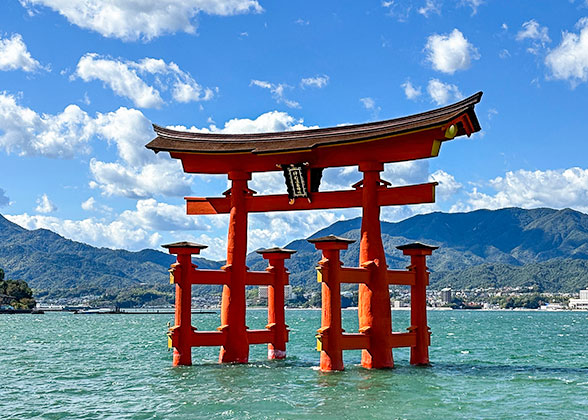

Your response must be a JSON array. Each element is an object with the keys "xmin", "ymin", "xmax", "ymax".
[{"xmin": 1, "ymin": 309, "xmax": 587, "ymax": 419}]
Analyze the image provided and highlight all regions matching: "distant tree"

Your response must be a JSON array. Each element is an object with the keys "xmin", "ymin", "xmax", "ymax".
[{"xmin": 0, "ymin": 278, "xmax": 36, "ymax": 309}]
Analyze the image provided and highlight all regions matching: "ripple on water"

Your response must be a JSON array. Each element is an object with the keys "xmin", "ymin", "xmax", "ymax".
[{"xmin": 1, "ymin": 310, "xmax": 587, "ymax": 419}]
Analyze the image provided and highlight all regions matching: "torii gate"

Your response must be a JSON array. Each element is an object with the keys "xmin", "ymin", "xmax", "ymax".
[{"xmin": 147, "ymin": 92, "xmax": 482, "ymax": 371}]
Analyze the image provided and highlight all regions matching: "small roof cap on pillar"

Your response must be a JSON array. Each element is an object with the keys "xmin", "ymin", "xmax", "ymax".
[
  {"xmin": 307, "ymin": 234, "xmax": 356, "ymax": 244},
  {"xmin": 396, "ymin": 242, "xmax": 439, "ymax": 251},
  {"xmin": 162, "ymin": 241, "xmax": 208, "ymax": 250},
  {"xmin": 256, "ymin": 247, "xmax": 297, "ymax": 254}
]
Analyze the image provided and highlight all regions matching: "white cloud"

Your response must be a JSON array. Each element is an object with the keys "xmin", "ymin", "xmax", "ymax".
[
  {"xmin": 250, "ymin": 80, "xmax": 300, "ymax": 108},
  {"xmin": 545, "ymin": 18, "xmax": 588, "ymax": 86},
  {"xmin": 359, "ymin": 97, "xmax": 381, "ymax": 119},
  {"xmin": 461, "ymin": 0, "xmax": 484, "ymax": 14},
  {"xmin": 20, "ymin": 0, "xmax": 263, "ymax": 41},
  {"xmin": 425, "ymin": 28, "xmax": 480, "ymax": 74},
  {"xmin": 418, "ymin": 0, "xmax": 440, "ymax": 17},
  {"xmin": 177, "ymin": 110, "xmax": 316, "ymax": 134},
  {"xmin": 0, "ymin": 188, "xmax": 10, "ymax": 207},
  {"xmin": 81, "ymin": 197, "xmax": 112, "ymax": 213},
  {"xmin": 0, "ymin": 92, "xmax": 94, "ymax": 158},
  {"xmin": 516, "ymin": 19, "xmax": 551, "ymax": 43},
  {"xmin": 119, "ymin": 199, "xmax": 207, "ymax": 231},
  {"xmin": 75, "ymin": 54, "xmax": 162, "ymax": 108},
  {"xmin": 516, "ymin": 20, "xmax": 551, "ymax": 55},
  {"xmin": 429, "ymin": 169, "xmax": 462, "ymax": 199},
  {"xmin": 360, "ymin": 97, "xmax": 376, "ymax": 110},
  {"xmin": 427, "ymin": 79, "xmax": 463, "ymax": 105},
  {"xmin": 6, "ymin": 213, "xmax": 162, "ymax": 250},
  {"xmin": 74, "ymin": 54, "xmax": 213, "ymax": 108},
  {"xmin": 401, "ymin": 81, "xmax": 422, "ymax": 100},
  {"xmin": 7, "ymin": 197, "xmax": 212, "ymax": 251},
  {"xmin": 89, "ymin": 159, "xmax": 193, "ymax": 199},
  {"xmin": 248, "ymin": 210, "xmax": 349, "ymax": 251},
  {"xmin": 300, "ymin": 75, "xmax": 329, "ymax": 89},
  {"xmin": 35, "ymin": 194, "xmax": 57, "ymax": 213},
  {"xmin": 0, "ymin": 33, "xmax": 44, "ymax": 72},
  {"xmin": 89, "ymin": 106, "xmax": 195, "ymax": 199},
  {"xmin": 455, "ymin": 167, "xmax": 588, "ymax": 213}
]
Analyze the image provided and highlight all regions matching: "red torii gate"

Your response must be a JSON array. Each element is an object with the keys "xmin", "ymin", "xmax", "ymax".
[{"xmin": 147, "ymin": 92, "xmax": 482, "ymax": 371}]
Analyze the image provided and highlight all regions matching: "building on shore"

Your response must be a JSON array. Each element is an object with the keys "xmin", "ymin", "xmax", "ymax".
[
  {"xmin": 569, "ymin": 289, "xmax": 588, "ymax": 310},
  {"xmin": 441, "ymin": 288, "xmax": 453, "ymax": 304}
]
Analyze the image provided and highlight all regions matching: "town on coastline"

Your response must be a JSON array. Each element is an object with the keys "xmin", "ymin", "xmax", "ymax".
[{"xmin": 16, "ymin": 284, "xmax": 588, "ymax": 314}]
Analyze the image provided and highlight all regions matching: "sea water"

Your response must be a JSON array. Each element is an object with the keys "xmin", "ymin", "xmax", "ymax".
[{"xmin": 1, "ymin": 309, "xmax": 587, "ymax": 419}]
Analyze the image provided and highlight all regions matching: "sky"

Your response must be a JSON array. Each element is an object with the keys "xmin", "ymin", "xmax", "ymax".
[{"xmin": 1, "ymin": 0, "xmax": 588, "ymax": 260}]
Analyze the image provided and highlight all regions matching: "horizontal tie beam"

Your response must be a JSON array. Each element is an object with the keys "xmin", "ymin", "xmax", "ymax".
[
  {"xmin": 387, "ymin": 270, "xmax": 416, "ymax": 286},
  {"xmin": 186, "ymin": 182, "xmax": 437, "ymax": 215}
]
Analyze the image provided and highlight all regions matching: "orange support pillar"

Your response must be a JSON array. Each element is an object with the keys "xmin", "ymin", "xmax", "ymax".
[
  {"xmin": 309, "ymin": 235, "xmax": 355, "ymax": 372},
  {"xmin": 358, "ymin": 162, "xmax": 393, "ymax": 369},
  {"xmin": 162, "ymin": 241, "xmax": 207, "ymax": 366},
  {"xmin": 257, "ymin": 247, "xmax": 296, "ymax": 359},
  {"xmin": 397, "ymin": 243, "xmax": 438, "ymax": 366},
  {"xmin": 219, "ymin": 171, "xmax": 252, "ymax": 364}
]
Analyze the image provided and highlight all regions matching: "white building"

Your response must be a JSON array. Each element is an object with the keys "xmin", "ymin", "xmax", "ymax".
[
  {"xmin": 569, "ymin": 289, "xmax": 588, "ymax": 310},
  {"xmin": 440, "ymin": 288, "xmax": 453, "ymax": 303}
]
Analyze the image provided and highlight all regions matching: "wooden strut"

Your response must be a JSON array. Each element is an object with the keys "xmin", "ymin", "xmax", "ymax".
[
  {"xmin": 186, "ymin": 182, "xmax": 437, "ymax": 215},
  {"xmin": 163, "ymin": 239, "xmax": 295, "ymax": 366},
  {"xmin": 309, "ymin": 234, "xmax": 437, "ymax": 372}
]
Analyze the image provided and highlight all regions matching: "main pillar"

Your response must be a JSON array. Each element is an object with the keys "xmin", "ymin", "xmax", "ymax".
[
  {"xmin": 258, "ymin": 247, "xmax": 296, "ymax": 360},
  {"xmin": 162, "ymin": 241, "xmax": 207, "ymax": 366},
  {"xmin": 398, "ymin": 243, "xmax": 438, "ymax": 365},
  {"xmin": 358, "ymin": 162, "xmax": 393, "ymax": 369},
  {"xmin": 219, "ymin": 171, "xmax": 251, "ymax": 363}
]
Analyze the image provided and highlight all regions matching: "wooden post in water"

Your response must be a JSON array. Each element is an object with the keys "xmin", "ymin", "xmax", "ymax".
[
  {"xmin": 398, "ymin": 243, "xmax": 438, "ymax": 366},
  {"xmin": 162, "ymin": 241, "xmax": 207, "ymax": 367}
]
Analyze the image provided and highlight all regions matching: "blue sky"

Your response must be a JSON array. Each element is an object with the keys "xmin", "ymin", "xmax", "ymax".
[{"xmin": 1, "ymin": 0, "xmax": 587, "ymax": 260}]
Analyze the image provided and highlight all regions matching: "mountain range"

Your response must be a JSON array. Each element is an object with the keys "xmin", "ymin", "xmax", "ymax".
[{"xmin": 1, "ymin": 207, "xmax": 587, "ymax": 296}]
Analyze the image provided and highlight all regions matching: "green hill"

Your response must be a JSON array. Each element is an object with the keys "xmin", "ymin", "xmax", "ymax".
[{"xmin": 1, "ymin": 207, "xmax": 587, "ymax": 297}]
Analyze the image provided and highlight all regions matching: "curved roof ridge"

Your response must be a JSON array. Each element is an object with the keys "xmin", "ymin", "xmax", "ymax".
[{"xmin": 149, "ymin": 92, "xmax": 482, "ymax": 146}]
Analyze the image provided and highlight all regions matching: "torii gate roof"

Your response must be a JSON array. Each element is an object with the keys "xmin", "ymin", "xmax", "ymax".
[{"xmin": 146, "ymin": 92, "xmax": 482, "ymax": 174}]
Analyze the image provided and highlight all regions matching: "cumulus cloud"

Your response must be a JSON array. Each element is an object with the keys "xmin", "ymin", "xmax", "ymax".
[
  {"xmin": 89, "ymin": 107, "xmax": 194, "ymax": 198},
  {"xmin": 401, "ymin": 81, "xmax": 422, "ymax": 100},
  {"xmin": 250, "ymin": 79, "xmax": 300, "ymax": 108},
  {"xmin": 429, "ymin": 169, "xmax": 462, "ymax": 199},
  {"xmin": 81, "ymin": 197, "xmax": 112, "ymax": 213},
  {"xmin": 19, "ymin": 0, "xmax": 263, "ymax": 41},
  {"xmin": 119, "ymin": 199, "xmax": 207, "ymax": 231},
  {"xmin": 425, "ymin": 29, "xmax": 480, "ymax": 74},
  {"xmin": 74, "ymin": 54, "xmax": 214, "ymax": 108},
  {"xmin": 0, "ymin": 92, "xmax": 94, "ymax": 158},
  {"xmin": 546, "ymin": 18, "xmax": 588, "ymax": 86},
  {"xmin": 176, "ymin": 110, "xmax": 316, "ymax": 134},
  {"xmin": 0, "ymin": 33, "xmax": 44, "ymax": 72},
  {"xmin": 300, "ymin": 74, "xmax": 329, "ymax": 88},
  {"xmin": 0, "ymin": 92, "xmax": 193, "ymax": 198},
  {"xmin": 455, "ymin": 167, "xmax": 588, "ymax": 213},
  {"xmin": 35, "ymin": 194, "xmax": 57, "ymax": 213},
  {"xmin": 427, "ymin": 79, "xmax": 463, "ymax": 105},
  {"xmin": 7, "ymin": 198, "xmax": 211, "ymax": 251},
  {"xmin": 7, "ymin": 213, "xmax": 163, "ymax": 250},
  {"xmin": 0, "ymin": 188, "xmax": 10, "ymax": 207}
]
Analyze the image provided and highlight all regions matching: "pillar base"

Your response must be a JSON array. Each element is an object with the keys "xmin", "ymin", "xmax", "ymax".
[{"xmin": 268, "ymin": 348, "xmax": 286, "ymax": 359}]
